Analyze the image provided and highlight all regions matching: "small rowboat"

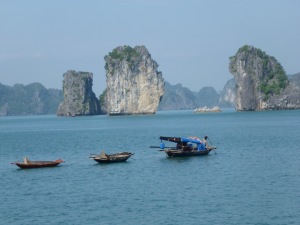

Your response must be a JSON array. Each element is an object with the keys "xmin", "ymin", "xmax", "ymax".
[
  {"xmin": 89, "ymin": 151, "xmax": 134, "ymax": 163},
  {"xmin": 11, "ymin": 157, "xmax": 64, "ymax": 169}
]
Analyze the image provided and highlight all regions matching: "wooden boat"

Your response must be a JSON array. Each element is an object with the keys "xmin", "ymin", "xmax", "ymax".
[
  {"xmin": 11, "ymin": 157, "xmax": 64, "ymax": 169},
  {"xmin": 164, "ymin": 146, "xmax": 216, "ymax": 157},
  {"xmin": 89, "ymin": 151, "xmax": 134, "ymax": 163},
  {"xmin": 150, "ymin": 136, "xmax": 217, "ymax": 157}
]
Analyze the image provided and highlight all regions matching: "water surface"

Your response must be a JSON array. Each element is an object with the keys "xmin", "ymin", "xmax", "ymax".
[{"xmin": 0, "ymin": 109, "xmax": 299, "ymax": 225}]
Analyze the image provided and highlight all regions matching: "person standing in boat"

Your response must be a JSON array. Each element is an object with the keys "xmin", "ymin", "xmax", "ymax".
[{"xmin": 203, "ymin": 136, "xmax": 209, "ymax": 148}]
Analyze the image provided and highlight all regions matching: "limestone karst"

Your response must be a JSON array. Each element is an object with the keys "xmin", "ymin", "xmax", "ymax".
[
  {"xmin": 57, "ymin": 70, "xmax": 101, "ymax": 116},
  {"xmin": 104, "ymin": 45, "xmax": 164, "ymax": 115},
  {"xmin": 229, "ymin": 45, "xmax": 300, "ymax": 110}
]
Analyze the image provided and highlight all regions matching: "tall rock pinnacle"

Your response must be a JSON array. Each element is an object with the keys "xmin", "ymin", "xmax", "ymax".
[
  {"xmin": 229, "ymin": 45, "xmax": 292, "ymax": 111},
  {"xmin": 57, "ymin": 70, "xmax": 101, "ymax": 116},
  {"xmin": 104, "ymin": 45, "xmax": 164, "ymax": 115}
]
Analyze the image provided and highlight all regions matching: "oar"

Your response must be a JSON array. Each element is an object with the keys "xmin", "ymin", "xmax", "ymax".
[
  {"xmin": 207, "ymin": 137, "xmax": 217, "ymax": 154},
  {"xmin": 149, "ymin": 146, "xmax": 174, "ymax": 149},
  {"xmin": 150, "ymin": 146, "xmax": 161, "ymax": 148},
  {"xmin": 150, "ymin": 146, "xmax": 177, "ymax": 151}
]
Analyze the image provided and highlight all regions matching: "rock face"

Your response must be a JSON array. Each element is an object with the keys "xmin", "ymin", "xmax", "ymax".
[
  {"xmin": 266, "ymin": 73, "xmax": 300, "ymax": 109},
  {"xmin": 219, "ymin": 78, "xmax": 236, "ymax": 108},
  {"xmin": 104, "ymin": 45, "xmax": 164, "ymax": 115},
  {"xmin": 57, "ymin": 70, "xmax": 101, "ymax": 116},
  {"xmin": 229, "ymin": 45, "xmax": 294, "ymax": 111},
  {"xmin": 289, "ymin": 73, "xmax": 300, "ymax": 86}
]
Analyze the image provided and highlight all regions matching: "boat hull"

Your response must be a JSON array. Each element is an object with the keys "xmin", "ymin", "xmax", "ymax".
[
  {"xmin": 12, "ymin": 160, "xmax": 64, "ymax": 169},
  {"xmin": 164, "ymin": 149, "xmax": 211, "ymax": 157},
  {"xmin": 90, "ymin": 152, "xmax": 134, "ymax": 164}
]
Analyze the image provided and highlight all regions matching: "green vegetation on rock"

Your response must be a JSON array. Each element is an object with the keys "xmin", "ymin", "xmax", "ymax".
[
  {"xmin": 99, "ymin": 89, "xmax": 107, "ymax": 106},
  {"xmin": 105, "ymin": 46, "xmax": 141, "ymax": 74},
  {"xmin": 108, "ymin": 45, "xmax": 139, "ymax": 61},
  {"xmin": 236, "ymin": 45, "xmax": 288, "ymax": 100},
  {"xmin": 259, "ymin": 56, "xmax": 288, "ymax": 100},
  {"xmin": 237, "ymin": 45, "xmax": 250, "ymax": 53}
]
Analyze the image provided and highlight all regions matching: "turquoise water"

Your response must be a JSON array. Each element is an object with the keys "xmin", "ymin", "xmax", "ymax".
[{"xmin": 0, "ymin": 109, "xmax": 299, "ymax": 225}]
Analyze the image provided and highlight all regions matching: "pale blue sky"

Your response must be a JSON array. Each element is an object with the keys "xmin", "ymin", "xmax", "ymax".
[{"xmin": 1, "ymin": 0, "xmax": 299, "ymax": 96}]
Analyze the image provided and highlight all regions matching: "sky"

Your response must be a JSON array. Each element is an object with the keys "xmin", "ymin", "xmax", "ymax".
[{"xmin": 0, "ymin": 0, "xmax": 299, "ymax": 96}]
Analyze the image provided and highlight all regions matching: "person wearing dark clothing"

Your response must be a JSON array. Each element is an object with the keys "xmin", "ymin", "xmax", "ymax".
[{"xmin": 203, "ymin": 136, "xmax": 208, "ymax": 147}]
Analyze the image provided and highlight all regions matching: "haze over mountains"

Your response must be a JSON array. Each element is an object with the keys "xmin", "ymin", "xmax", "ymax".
[
  {"xmin": 158, "ymin": 81, "xmax": 234, "ymax": 110},
  {"xmin": 1, "ymin": 72, "xmax": 300, "ymax": 116},
  {"xmin": 0, "ymin": 79, "xmax": 234, "ymax": 116},
  {"xmin": 0, "ymin": 82, "xmax": 63, "ymax": 116}
]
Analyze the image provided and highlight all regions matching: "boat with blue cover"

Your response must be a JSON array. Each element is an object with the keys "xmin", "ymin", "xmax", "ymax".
[{"xmin": 151, "ymin": 136, "xmax": 217, "ymax": 157}]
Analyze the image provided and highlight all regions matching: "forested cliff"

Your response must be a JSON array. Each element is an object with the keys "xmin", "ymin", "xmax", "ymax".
[{"xmin": 229, "ymin": 45, "xmax": 300, "ymax": 110}]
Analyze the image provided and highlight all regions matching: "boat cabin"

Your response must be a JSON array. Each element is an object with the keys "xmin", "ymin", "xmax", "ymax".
[{"xmin": 159, "ymin": 136, "xmax": 206, "ymax": 151}]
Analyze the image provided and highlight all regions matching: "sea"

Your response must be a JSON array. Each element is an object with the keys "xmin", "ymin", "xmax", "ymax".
[{"xmin": 0, "ymin": 109, "xmax": 299, "ymax": 225}]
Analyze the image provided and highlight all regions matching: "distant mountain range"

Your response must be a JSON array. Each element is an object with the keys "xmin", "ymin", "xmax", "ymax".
[
  {"xmin": 158, "ymin": 81, "xmax": 235, "ymax": 110},
  {"xmin": 3, "ymin": 73, "xmax": 299, "ymax": 116},
  {"xmin": 0, "ymin": 79, "xmax": 236, "ymax": 116},
  {"xmin": 0, "ymin": 83, "xmax": 63, "ymax": 116}
]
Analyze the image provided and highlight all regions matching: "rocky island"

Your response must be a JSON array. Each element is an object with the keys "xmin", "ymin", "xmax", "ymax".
[
  {"xmin": 194, "ymin": 106, "xmax": 221, "ymax": 113},
  {"xmin": 57, "ymin": 70, "xmax": 101, "ymax": 116},
  {"xmin": 104, "ymin": 45, "xmax": 164, "ymax": 115},
  {"xmin": 229, "ymin": 45, "xmax": 300, "ymax": 111}
]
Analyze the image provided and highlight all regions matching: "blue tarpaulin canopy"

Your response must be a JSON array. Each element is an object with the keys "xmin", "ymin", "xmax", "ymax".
[
  {"xmin": 181, "ymin": 137, "xmax": 201, "ymax": 144},
  {"xmin": 159, "ymin": 136, "xmax": 205, "ymax": 150},
  {"xmin": 160, "ymin": 136, "xmax": 202, "ymax": 144}
]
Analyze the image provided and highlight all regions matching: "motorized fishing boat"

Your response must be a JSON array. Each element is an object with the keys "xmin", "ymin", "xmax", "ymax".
[
  {"xmin": 150, "ymin": 136, "xmax": 217, "ymax": 157},
  {"xmin": 89, "ymin": 151, "xmax": 134, "ymax": 163},
  {"xmin": 11, "ymin": 157, "xmax": 64, "ymax": 169}
]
